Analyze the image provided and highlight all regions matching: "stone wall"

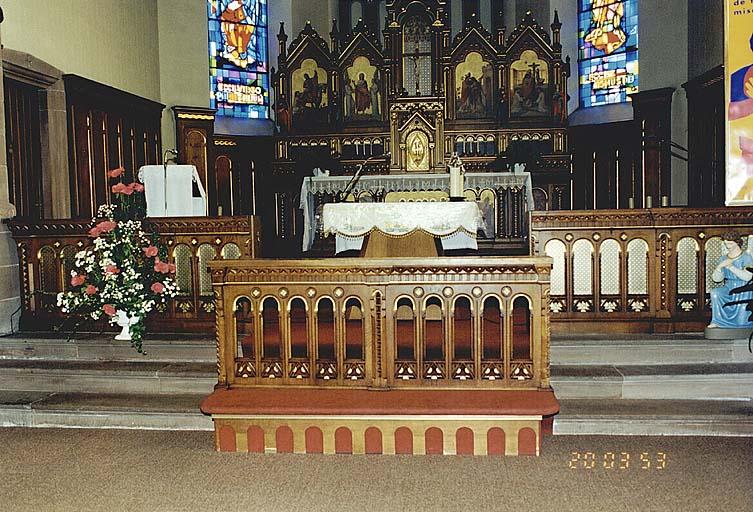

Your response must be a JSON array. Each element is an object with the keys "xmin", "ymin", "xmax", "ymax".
[
  {"xmin": 0, "ymin": 17, "xmax": 22, "ymax": 334},
  {"xmin": 157, "ymin": 0, "xmax": 210, "ymax": 151},
  {"xmin": 2, "ymin": 0, "xmax": 161, "ymax": 101}
]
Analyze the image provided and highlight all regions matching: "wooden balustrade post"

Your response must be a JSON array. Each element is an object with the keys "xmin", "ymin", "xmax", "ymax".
[
  {"xmin": 653, "ymin": 232, "xmax": 674, "ymax": 333},
  {"xmin": 214, "ymin": 282, "xmax": 228, "ymax": 386}
]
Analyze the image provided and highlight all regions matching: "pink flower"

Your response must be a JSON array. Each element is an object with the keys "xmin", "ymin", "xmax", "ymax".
[
  {"xmin": 88, "ymin": 227, "xmax": 101, "ymax": 238},
  {"xmin": 112, "ymin": 183, "xmax": 128, "ymax": 194},
  {"xmin": 154, "ymin": 257, "xmax": 170, "ymax": 274},
  {"xmin": 105, "ymin": 264, "xmax": 119, "ymax": 275},
  {"xmin": 143, "ymin": 246, "xmax": 158, "ymax": 258},
  {"xmin": 70, "ymin": 274, "xmax": 86, "ymax": 287},
  {"xmin": 151, "ymin": 282, "xmax": 165, "ymax": 294},
  {"xmin": 132, "ymin": 182, "xmax": 145, "ymax": 193},
  {"xmin": 121, "ymin": 183, "xmax": 135, "ymax": 196},
  {"xmin": 103, "ymin": 304, "xmax": 116, "ymax": 316},
  {"xmin": 96, "ymin": 221, "xmax": 117, "ymax": 234},
  {"xmin": 168, "ymin": 263, "xmax": 176, "ymax": 274},
  {"xmin": 84, "ymin": 285, "xmax": 98, "ymax": 295},
  {"xmin": 107, "ymin": 167, "xmax": 124, "ymax": 178}
]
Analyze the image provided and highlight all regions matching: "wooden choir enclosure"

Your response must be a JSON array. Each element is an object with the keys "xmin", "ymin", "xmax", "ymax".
[
  {"xmin": 9, "ymin": 216, "xmax": 261, "ymax": 331},
  {"xmin": 530, "ymin": 206, "xmax": 753, "ymax": 333},
  {"xmin": 200, "ymin": 257, "xmax": 558, "ymax": 456}
]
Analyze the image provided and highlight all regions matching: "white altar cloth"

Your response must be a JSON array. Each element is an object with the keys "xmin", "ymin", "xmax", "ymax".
[
  {"xmin": 300, "ymin": 172, "xmax": 532, "ymax": 251},
  {"xmin": 322, "ymin": 202, "xmax": 485, "ymax": 254},
  {"xmin": 138, "ymin": 165, "xmax": 207, "ymax": 217}
]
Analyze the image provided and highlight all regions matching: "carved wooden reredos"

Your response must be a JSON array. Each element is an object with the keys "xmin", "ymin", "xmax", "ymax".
[{"xmin": 272, "ymin": 1, "xmax": 571, "ymax": 177}]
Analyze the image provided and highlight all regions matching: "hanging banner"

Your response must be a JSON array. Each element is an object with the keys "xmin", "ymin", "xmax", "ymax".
[{"xmin": 726, "ymin": 0, "xmax": 753, "ymax": 205}]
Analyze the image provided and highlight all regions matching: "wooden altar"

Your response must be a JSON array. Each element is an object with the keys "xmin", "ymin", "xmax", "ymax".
[{"xmin": 301, "ymin": 171, "xmax": 533, "ymax": 254}]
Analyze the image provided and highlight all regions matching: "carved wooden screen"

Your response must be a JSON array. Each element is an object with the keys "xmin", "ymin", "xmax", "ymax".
[{"xmin": 4, "ymin": 78, "xmax": 43, "ymax": 219}]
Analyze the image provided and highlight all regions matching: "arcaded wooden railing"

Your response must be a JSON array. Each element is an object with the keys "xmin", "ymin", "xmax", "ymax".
[
  {"xmin": 8, "ymin": 216, "xmax": 261, "ymax": 331},
  {"xmin": 208, "ymin": 257, "xmax": 552, "ymax": 390},
  {"xmin": 530, "ymin": 207, "xmax": 753, "ymax": 333}
]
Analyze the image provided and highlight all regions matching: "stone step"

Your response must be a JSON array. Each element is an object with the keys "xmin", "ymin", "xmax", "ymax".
[
  {"xmin": 550, "ymin": 333, "xmax": 753, "ymax": 366},
  {"xmin": 0, "ymin": 359, "xmax": 216, "ymax": 395},
  {"xmin": 8, "ymin": 333, "xmax": 751, "ymax": 367},
  {"xmin": 0, "ymin": 391, "xmax": 212, "ymax": 430},
  {"xmin": 554, "ymin": 398, "xmax": 753, "ymax": 436},
  {"xmin": 0, "ymin": 333, "xmax": 215, "ymax": 362},
  {"xmin": 551, "ymin": 363, "xmax": 753, "ymax": 400}
]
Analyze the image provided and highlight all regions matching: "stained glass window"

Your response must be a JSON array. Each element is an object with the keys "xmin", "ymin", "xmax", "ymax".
[
  {"xmin": 578, "ymin": 0, "xmax": 638, "ymax": 108},
  {"xmin": 208, "ymin": 0, "xmax": 269, "ymax": 119}
]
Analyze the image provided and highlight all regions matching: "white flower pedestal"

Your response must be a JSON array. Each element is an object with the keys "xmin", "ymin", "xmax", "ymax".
[{"xmin": 114, "ymin": 310, "xmax": 140, "ymax": 341}]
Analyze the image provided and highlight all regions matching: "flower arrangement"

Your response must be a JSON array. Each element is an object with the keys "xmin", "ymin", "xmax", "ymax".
[{"xmin": 57, "ymin": 167, "xmax": 177, "ymax": 352}]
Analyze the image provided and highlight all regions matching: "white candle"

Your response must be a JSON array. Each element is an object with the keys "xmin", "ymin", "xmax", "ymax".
[{"xmin": 449, "ymin": 164, "xmax": 464, "ymax": 198}]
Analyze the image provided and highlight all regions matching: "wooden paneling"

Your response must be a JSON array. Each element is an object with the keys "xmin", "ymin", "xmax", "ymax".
[
  {"xmin": 631, "ymin": 88, "xmax": 675, "ymax": 207},
  {"xmin": 570, "ymin": 121, "xmax": 639, "ymax": 209},
  {"xmin": 684, "ymin": 66, "xmax": 725, "ymax": 207},
  {"xmin": 64, "ymin": 75, "xmax": 163, "ymax": 219},
  {"xmin": 212, "ymin": 135, "xmax": 273, "ymax": 219},
  {"xmin": 173, "ymin": 106, "xmax": 216, "ymax": 214},
  {"xmin": 4, "ymin": 78, "xmax": 43, "ymax": 219}
]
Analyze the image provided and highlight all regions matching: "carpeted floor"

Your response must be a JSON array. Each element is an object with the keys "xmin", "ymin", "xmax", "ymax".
[{"xmin": 1, "ymin": 428, "xmax": 751, "ymax": 511}]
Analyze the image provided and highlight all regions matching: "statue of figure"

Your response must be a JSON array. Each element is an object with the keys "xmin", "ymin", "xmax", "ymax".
[
  {"xmin": 354, "ymin": 72, "xmax": 371, "ymax": 114},
  {"xmin": 708, "ymin": 231, "xmax": 753, "ymax": 329},
  {"xmin": 275, "ymin": 94, "xmax": 291, "ymax": 134},
  {"xmin": 482, "ymin": 63, "xmax": 493, "ymax": 110},
  {"xmin": 370, "ymin": 75, "xmax": 381, "ymax": 118},
  {"xmin": 343, "ymin": 80, "xmax": 354, "ymax": 118},
  {"xmin": 496, "ymin": 88, "xmax": 508, "ymax": 123}
]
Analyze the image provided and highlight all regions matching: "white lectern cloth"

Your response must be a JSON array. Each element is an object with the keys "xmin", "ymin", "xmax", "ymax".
[
  {"xmin": 138, "ymin": 165, "xmax": 207, "ymax": 217},
  {"xmin": 322, "ymin": 202, "xmax": 485, "ymax": 254}
]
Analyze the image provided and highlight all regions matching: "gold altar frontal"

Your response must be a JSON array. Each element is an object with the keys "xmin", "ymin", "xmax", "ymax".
[
  {"xmin": 361, "ymin": 230, "xmax": 439, "ymax": 257},
  {"xmin": 201, "ymin": 256, "xmax": 558, "ymax": 456}
]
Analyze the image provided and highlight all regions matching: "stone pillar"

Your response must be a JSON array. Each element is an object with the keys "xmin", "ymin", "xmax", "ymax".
[
  {"xmin": 3, "ymin": 48, "xmax": 70, "ymax": 219},
  {"xmin": 0, "ymin": 10, "xmax": 23, "ymax": 334}
]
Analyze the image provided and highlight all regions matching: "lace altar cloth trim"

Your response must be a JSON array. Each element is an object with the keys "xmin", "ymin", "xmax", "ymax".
[
  {"xmin": 322, "ymin": 202, "xmax": 484, "ymax": 253},
  {"xmin": 300, "ymin": 172, "xmax": 532, "ymax": 251}
]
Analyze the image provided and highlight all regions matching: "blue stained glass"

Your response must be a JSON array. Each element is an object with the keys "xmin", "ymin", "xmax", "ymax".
[
  {"xmin": 578, "ymin": 0, "xmax": 638, "ymax": 108},
  {"xmin": 208, "ymin": 0, "xmax": 269, "ymax": 119}
]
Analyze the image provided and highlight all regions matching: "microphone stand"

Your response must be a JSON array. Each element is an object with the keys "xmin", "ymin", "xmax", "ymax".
[
  {"xmin": 162, "ymin": 149, "xmax": 178, "ymax": 216},
  {"xmin": 339, "ymin": 152, "xmax": 389, "ymax": 202}
]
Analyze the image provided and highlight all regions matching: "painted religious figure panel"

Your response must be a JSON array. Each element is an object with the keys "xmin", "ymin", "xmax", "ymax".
[
  {"xmin": 455, "ymin": 52, "xmax": 495, "ymax": 119},
  {"xmin": 510, "ymin": 50, "xmax": 550, "ymax": 118},
  {"xmin": 208, "ymin": 0, "xmax": 269, "ymax": 119},
  {"xmin": 578, "ymin": 0, "xmax": 639, "ymax": 107},
  {"xmin": 344, "ymin": 56, "xmax": 382, "ymax": 121},
  {"xmin": 291, "ymin": 58, "xmax": 329, "ymax": 130}
]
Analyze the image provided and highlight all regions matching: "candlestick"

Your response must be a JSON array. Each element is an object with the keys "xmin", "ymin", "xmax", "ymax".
[{"xmin": 448, "ymin": 153, "xmax": 465, "ymax": 199}]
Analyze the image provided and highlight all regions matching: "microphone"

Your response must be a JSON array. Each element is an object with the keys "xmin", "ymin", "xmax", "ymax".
[
  {"xmin": 340, "ymin": 152, "xmax": 390, "ymax": 201},
  {"xmin": 163, "ymin": 149, "xmax": 178, "ymax": 166}
]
